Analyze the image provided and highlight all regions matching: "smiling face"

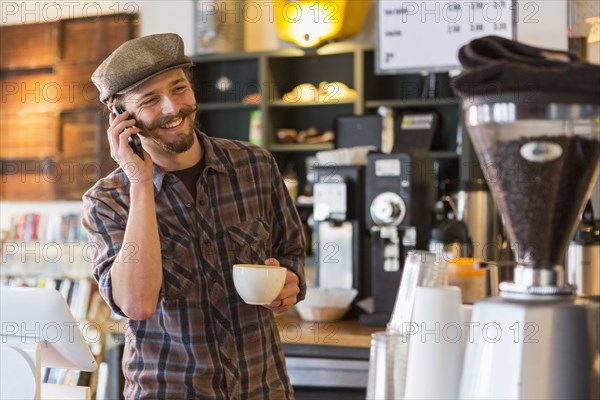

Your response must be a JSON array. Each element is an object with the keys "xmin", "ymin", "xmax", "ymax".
[{"xmin": 118, "ymin": 68, "xmax": 198, "ymax": 154}]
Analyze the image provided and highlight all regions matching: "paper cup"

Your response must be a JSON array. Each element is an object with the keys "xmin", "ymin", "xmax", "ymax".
[{"xmin": 404, "ymin": 286, "xmax": 463, "ymax": 399}]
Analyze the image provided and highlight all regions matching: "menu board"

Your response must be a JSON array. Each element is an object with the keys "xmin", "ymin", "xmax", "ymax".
[{"xmin": 376, "ymin": 0, "xmax": 515, "ymax": 74}]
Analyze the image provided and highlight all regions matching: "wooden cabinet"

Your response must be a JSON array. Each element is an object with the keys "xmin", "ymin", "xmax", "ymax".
[
  {"xmin": 60, "ymin": 15, "xmax": 137, "ymax": 63},
  {"xmin": 0, "ymin": 22, "xmax": 58, "ymax": 70},
  {"xmin": 0, "ymin": 111, "xmax": 60, "ymax": 159},
  {"xmin": 54, "ymin": 63, "xmax": 101, "ymax": 110},
  {"xmin": 0, "ymin": 15, "xmax": 138, "ymax": 201}
]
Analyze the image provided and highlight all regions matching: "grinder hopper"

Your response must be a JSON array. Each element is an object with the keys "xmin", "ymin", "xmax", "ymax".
[{"xmin": 465, "ymin": 100, "xmax": 600, "ymax": 292}]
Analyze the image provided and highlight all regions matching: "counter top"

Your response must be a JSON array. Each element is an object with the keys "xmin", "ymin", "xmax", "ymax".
[
  {"xmin": 276, "ymin": 314, "xmax": 384, "ymax": 348},
  {"xmin": 108, "ymin": 312, "xmax": 385, "ymax": 349}
]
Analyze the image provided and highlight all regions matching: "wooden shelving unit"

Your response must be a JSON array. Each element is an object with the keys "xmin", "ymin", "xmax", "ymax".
[
  {"xmin": 191, "ymin": 45, "xmax": 468, "ymax": 195},
  {"xmin": 365, "ymin": 98, "xmax": 460, "ymax": 109}
]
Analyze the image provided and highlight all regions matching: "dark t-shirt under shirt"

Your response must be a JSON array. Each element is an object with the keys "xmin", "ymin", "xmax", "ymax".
[{"xmin": 171, "ymin": 157, "xmax": 204, "ymax": 200}]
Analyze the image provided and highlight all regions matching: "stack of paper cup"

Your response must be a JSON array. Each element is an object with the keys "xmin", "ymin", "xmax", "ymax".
[
  {"xmin": 403, "ymin": 286, "xmax": 463, "ymax": 399},
  {"xmin": 366, "ymin": 331, "xmax": 410, "ymax": 400},
  {"xmin": 388, "ymin": 250, "xmax": 448, "ymax": 334},
  {"xmin": 459, "ymin": 304, "xmax": 473, "ymax": 356}
]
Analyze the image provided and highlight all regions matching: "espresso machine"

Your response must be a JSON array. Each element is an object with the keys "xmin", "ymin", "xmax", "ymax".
[
  {"xmin": 313, "ymin": 165, "xmax": 370, "ymax": 299},
  {"xmin": 362, "ymin": 152, "xmax": 435, "ymax": 324},
  {"xmin": 458, "ymin": 99, "xmax": 600, "ymax": 399}
]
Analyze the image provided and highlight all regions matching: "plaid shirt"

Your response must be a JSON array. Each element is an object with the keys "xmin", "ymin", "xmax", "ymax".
[{"xmin": 82, "ymin": 132, "xmax": 306, "ymax": 399}]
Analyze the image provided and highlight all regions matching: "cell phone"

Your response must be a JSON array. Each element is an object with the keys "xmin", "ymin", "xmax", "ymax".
[{"xmin": 112, "ymin": 106, "xmax": 144, "ymax": 160}]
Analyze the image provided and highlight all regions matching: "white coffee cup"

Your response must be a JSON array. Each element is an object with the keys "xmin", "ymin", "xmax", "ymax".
[{"xmin": 232, "ymin": 264, "xmax": 286, "ymax": 305}]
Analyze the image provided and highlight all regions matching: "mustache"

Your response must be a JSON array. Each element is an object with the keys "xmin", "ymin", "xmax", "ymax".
[{"xmin": 145, "ymin": 104, "xmax": 199, "ymax": 131}]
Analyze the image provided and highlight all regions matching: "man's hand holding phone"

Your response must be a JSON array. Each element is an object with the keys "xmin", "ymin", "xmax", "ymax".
[
  {"xmin": 108, "ymin": 105, "xmax": 153, "ymax": 185},
  {"xmin": 113, "ymin": 106, "xmax": 144, "ymax": 160}
]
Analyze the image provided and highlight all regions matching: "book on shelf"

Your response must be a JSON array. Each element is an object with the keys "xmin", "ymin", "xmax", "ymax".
[
  {"xmin": 42, "ymin": 367, "xmax": 86, "ymax": 387},
  {"xmin": 58, "ymin": 278, "xmax": 73, "ymax": 305},
  {"xmin": 72, "ymin": 279, "xmax": 93, "ymax": 320},
  {"xmin": 105, "ymin": 343, "xmax": 126, "ymax": 400},
  {"xmin": 7, "ymin": 212, "xmax": 87, "ymax": 242},
  {"xmin": 95, "ymin": 362, "xmax": 109, "ymax": 400},
  {"xmin": 87, "ymin": 291, "xmax": 111, "ymax": 323}
]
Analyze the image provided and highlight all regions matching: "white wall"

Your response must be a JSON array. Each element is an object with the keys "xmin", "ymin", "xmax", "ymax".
[
  {"xmin": 0, "ymin": 1, "xmax": 196, "ymax": 54},
  {"xmin": 515, "ymin": 0, "xmax": 568, "ymax": 49},
  {"xmin": 1, "ymin": 0, "xmax": 568, "ymax": 52},
  {"xmin": 137, "ymin": 1, "xmax": 195, "ymax": 54}
]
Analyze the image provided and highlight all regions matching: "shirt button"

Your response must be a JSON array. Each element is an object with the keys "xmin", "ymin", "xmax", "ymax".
[
  {"xmin": 185, "ymin": 202, "xmax": 193, "ymax": 208},
  {"xmin": 203, "ymin": 239, "xmax": 210, "ymax": 245},
  {"xmin": 199, "ymin": 200, "xmax": 205, "ymax": 206},
  {"xmin": 211, "ymin": 276, "xmax": 218, "ymax": 284}
]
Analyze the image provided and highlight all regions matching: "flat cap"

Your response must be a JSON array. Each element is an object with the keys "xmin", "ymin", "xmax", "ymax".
[{"xmin": 92, "ymin": 33, "xmax": 193, "ymax": 103}]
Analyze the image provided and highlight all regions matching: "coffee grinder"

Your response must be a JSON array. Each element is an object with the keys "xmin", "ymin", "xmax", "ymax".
[
  {"xmin": 361, "ymin": 152, "xmax": 435, "ymax": 324},
  {"xmin": 459, "ymin": 99, "xmax": 600, "ymax": 399},
  {"xmin": 312, "ymin": 165, "xmax": 370, "ymax": 300}
]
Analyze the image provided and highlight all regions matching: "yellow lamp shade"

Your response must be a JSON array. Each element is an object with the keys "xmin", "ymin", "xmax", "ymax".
[{"xmin": 275, "ymin": 0, "xmax": 371, "ymax": 48}]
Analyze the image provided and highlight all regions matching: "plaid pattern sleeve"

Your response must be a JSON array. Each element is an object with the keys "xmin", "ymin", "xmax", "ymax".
[
  {"xmin": 81, "ymin": 188, "xmax": 129, "ymax": 317},
  {"xmin": 81, "ymin": 132, "xmax": 306, "ymax": 399}
]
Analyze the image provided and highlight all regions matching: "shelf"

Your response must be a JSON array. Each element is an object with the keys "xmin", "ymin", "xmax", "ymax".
[
  {"xmin": 294, "ymin": 202, "xmax": 314, "ymax": 209},
  {"xmin": 190, "ymin": 47, "xmax": 466, "ymax": 196},
  {"xmin": 266, "ymin": 43, "xmax": 372, "ymax": 59},
  {"xmin": 59, "ymin": 106, "xmax": 104, "ymax": 114},
  {"xmin": 365, "ymin": 98, "xmax": 460, "ymax": 109},
  {"xmin": 1, "ymin": 263, "xmax": 92, "ymax": 280},
  {"xmin": 0, "ymin": 65, "xmax": 54, "ymax": 75},
  {"xmin": 191, "ymin": 52, "xmax": 263, "ymax": 63},
  {"xmin": 269, "ymin": 99, "xmax": 357, "ymax": 108},
  {"xmin": 429, "ymin": 151, "xmax": 460, "ymax": 159},
  {"xmin": 261, "ymin": 48, "xmax": 311, "ymax": 59},
  {"xmin": 190, "ymin": 45, "xmax": 373, "ymax": 63},
  {"xmin": 269, "ymin": 148, "xmax": 457, "ymax": 157},
  {"xmin": 314, "ymin": 41, "xmax": 373, "ymax": 55},
  {"xmin": 0, "ymin": 156, "xmax": 58, "ymax": 162},
  {"xmin": 268, "ymin": 143, "xmax": 334, "ymax": 152},
  {"xmin": 198, "ymin": 102, "xmax": 259, "ymax": 111}
]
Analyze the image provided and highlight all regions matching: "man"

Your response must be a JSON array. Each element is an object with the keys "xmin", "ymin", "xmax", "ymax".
[{"xmin": 83, "ymin": 33, "xmax": 306, "ymax": 399}]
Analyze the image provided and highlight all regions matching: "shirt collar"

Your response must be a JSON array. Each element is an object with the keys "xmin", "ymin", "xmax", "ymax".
[{"xmin": 151, "ymin": 131, "xmax": 233, "ymax": 193}]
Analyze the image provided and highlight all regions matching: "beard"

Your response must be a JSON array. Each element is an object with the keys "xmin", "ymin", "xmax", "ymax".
[{"xmin": 137, "ymin": 104, "xmax": 199, "ymax": 154}]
